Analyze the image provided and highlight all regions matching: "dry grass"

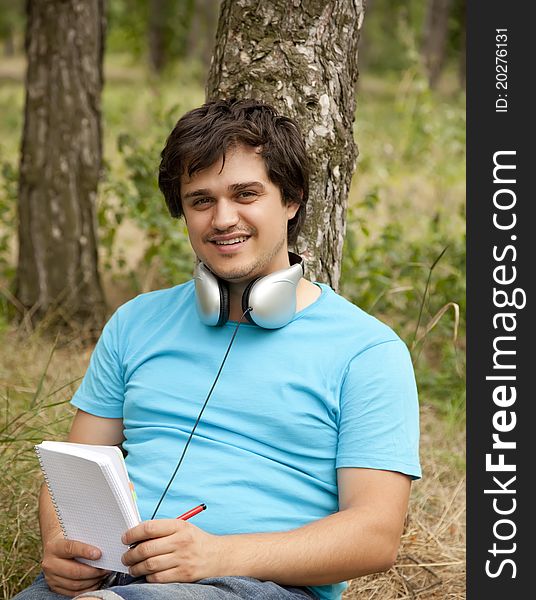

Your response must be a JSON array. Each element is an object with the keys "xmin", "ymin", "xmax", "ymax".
[
  {"xmin": 0, "ymin": 327, "xmax": 87, "ymax": 598},
  {"xmin": 0, "ymin": 327, "xmax": 465, "ymax": 599}
]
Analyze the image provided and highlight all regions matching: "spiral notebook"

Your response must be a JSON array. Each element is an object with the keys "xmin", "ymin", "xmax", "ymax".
[{"xmin": 35, "ymin": 441, "xmax": 141, "ymax": 573}]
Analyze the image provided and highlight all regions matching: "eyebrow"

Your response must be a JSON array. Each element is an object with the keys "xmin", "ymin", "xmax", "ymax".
[{"xmin": 183, "ymin": 181, "xmax": 266, "ymax": 200}]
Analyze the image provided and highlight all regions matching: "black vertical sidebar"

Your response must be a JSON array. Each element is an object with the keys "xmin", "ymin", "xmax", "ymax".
[{"xmin": 467, "ymin": 2, "xmax": 533, "ymax": 598}]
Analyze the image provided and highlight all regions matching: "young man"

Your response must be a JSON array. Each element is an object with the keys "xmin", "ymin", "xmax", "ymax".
[{"xmin": 14, "ymin": 99, "xmax": 421, "ymax": 600}]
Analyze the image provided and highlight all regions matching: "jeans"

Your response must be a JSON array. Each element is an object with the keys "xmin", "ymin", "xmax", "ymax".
[{"xmin": 11, "ymin": 572, "xmax": 317, "ymax": 600}]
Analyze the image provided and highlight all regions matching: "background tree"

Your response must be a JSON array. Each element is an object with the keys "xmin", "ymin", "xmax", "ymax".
[
  {"xmin": 16, "ymin": 0, "xmax": 106, "ymax": 332},
  {"xmin": 186, "ymin": 0, "xmax": 220, "ymax": 68},
  {"xmin": 207, "ymin": 0, "xmax": 365, "ymax": 289},
  {"xmin": 0, "ymin": 0, "xmax": 23, "ymax": 56},
  {"xmin": 147, "ymin": 0, "xmax": 196, "ymax": 73},
  {"xmin": 148, "ymin": 0, "xmax": 168, "ymax": 72},
  {"xmin": 421, "ymin": 0, "xmax": 453, "ymax": 89},
  {"xmin": 109, "ymin": 0, "xmax": 201, "ymax": 74},
  {"xmin": 453, "ymin": 0, "xmax": 466, "ymax": 88}
]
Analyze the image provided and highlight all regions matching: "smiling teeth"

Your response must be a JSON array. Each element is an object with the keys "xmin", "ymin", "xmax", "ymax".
[{"xmin": 215, "ymin": 237, "xmax": 248, "ymax": 245}]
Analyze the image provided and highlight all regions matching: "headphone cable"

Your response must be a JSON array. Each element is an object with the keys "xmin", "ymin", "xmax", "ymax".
[{"xmin": 150, "ymin": 307, "xmax": 252, "ymax": 520}]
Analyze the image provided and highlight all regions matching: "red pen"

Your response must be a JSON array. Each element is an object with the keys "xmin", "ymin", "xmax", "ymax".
[{"xmin": 177, "ymin": 503, "xmax": 207, "ymax": 520}]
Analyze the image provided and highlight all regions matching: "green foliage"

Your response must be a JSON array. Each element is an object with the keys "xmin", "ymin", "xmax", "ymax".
[
  {"xmin": 107, "ymin": 0, "xmax": 147, "ymax": 58},
  {"xmin": 361, "ymin": 0, "xmax": 464, "ymax": 78},
  {"xmin": 99, "ymin": 102, "xmax": 195, "ymax": 289},
  {"xmin": 0, "ymin": 159, "xmax": 17, "ymax": 278},
  {"xmin": 447, "ymin": 0, "xmax": 466, "ymax": 61},
  {"xmin": 0, "ymin": 0, "xmax": 24, "ymax": 41},
  {"xmin": 107, "ymin": 0, "xmax": 196, "ymax": 69},
  {"xmin": 0, "ymin": 84, "xmax": 24, "ymax": 143},
  {"xmin": 342, "ymin": 67, "xmax": 466, "ymax": 419},
  {"xmin": 0, "ymin": 152, "xmax": 18, "ymax": 327},
  {"xmin": 0, "ymin": 79, "xmax": 23, "ymax": 325},
  {"xmin": 342, "ymin": 188, "xmax": 465, "ymax": 319},
  {"xmin": 360, "ymin": 0, "xmax": 426, "ymax": 73}
]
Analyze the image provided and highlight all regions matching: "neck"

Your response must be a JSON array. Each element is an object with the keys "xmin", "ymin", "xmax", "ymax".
[{"xmin": 228, "ymin": 282, "xmax": 250, "ymax": 322}]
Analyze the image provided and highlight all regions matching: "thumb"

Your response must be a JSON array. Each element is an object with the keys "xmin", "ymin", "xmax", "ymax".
[{"xmin": 58, "ymin": 538, "xmax": 102, "ymax": 561}]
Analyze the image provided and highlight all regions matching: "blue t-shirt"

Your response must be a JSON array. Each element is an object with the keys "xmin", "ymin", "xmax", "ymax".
[{"xmin": 71, "ymin": 281, "xmax": 421, "ymax": 600}]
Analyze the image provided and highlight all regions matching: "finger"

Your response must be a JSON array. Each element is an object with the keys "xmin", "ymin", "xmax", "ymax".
[
  {"xmin": 47, "ymin": 574, "xmax": 105, "ymax": 596},
  {"xmin": 146, "ymin": 566, "xmax": 188, "ymax": 584},
  {"xmin": 43, "ymin": 556, "xmax": 108, "ymax": 580},
  {"xmin": 122, "ymin": 519, "xmax": 183, "ymax": 546},
  {"xmin": 55, "ymin": 538, "xmax": 102, "ymax": 562},
  {"xmin": 122, "ymin": 536, "xmax": 178, "ymax": 567},
  {"xmin": 128, "ymin": 552, "xmax": 177, "ymax": 578}
]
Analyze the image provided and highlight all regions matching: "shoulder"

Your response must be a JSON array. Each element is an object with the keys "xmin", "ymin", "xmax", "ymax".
[
  {"xmin": 311, "ymin": 284, "xmax": 403, "ymax": 353},
  {"xmin": 115, "ymin": 280, "xmax": 195, "ymax": 322},
  {"xmin": 111, "ymin": 280, "xmax": 195, "ymax": 329}
]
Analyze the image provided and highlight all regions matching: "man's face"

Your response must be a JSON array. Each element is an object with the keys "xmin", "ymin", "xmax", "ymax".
[{"xmin": 181, "ymin": 144, "xmax": 299, "ymax": 283}]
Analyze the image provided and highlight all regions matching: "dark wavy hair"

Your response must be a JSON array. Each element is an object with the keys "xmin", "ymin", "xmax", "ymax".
[{"xmin": 158, "ymin": 98, "xmax": 309, "ymax": 245}]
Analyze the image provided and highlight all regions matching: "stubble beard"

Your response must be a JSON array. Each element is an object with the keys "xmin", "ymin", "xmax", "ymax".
[{"xmin": 209, "ymin": 224, "xmax": 288, "ymax": 284}]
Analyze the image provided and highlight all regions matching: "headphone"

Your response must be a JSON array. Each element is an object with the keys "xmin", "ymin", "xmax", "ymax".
[{"xmin": 194, "ymin": 252, "xmax": 304, "ymax": 329}]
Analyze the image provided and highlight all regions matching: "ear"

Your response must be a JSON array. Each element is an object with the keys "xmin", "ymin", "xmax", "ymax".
[
  {"xmin": 287, "ymin": 204, "xmax": 298, "ymax": 220},
  {"xmin": 286, "ymin": 197, "xmax": 300, "ymax": 220}
]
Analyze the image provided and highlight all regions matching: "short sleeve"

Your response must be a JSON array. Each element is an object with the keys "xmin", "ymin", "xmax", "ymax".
[
  {"xmin": 336, "ymin": 340, "xmax": 421, "ymax": 479},
  {"xmin": 70, "ymin": 310, "xmax": 125, "ymax": 418}
]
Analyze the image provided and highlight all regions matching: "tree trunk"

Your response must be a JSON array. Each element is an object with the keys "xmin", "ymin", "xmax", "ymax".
[
  {"xmin": 3, "ymin": 29, "xmax": 15, "ymax": 57},
  {"xmin": 148, "ymin": 0, "xmax": 167, "ymax": 73},
  {"xmin": 422, "ymin": 0, "xmax": 452, "ymax": 89},
  {"xmin": 187, "ymin": 0, "xmax": 220, "ymax": 68},
  {"xmin": 458, "ymin": 0, "xmax": 466, "ymax": 89},
  {"xmin": 16, "ymin": 0, "xmax": 106, "ymax": 332},
  {"xmin": 206, "ymin": 0, "xmax": 364, "ymax": 290}
]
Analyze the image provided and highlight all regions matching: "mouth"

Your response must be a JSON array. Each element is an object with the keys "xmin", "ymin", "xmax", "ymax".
[
  {"xmin": 208, "ymin": 235, "xmax": 251, "ymax": 253},
  {"xmin": 211, "ymin": 236, "xmax": 249, "ymax": 246}
]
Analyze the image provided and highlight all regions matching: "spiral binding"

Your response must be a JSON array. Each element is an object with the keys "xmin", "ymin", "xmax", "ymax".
[{"xmin": 34, "ymin": 445, "xmax": 67, "ymax": 537}]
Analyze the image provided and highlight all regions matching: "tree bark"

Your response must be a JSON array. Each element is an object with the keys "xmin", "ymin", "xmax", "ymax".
[
  {"xmin": 16, "ymin": 0, "xmax": 106, "ymax": 332},
  {"xmin": 206, "ymin": 0, "xmax": 364, "ymax": 290},
  {"xmin": 422, "ymin": 0, "xmax": 453, "ymax": 89}
]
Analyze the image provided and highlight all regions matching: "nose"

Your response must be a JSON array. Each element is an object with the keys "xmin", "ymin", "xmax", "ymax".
[{"xmin": 211, "ymin": 199, "xmax": 239, "ymax": 231}]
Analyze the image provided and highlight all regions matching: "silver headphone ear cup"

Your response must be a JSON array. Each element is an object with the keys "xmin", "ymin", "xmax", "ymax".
[
  {"xmin": 194, "ymin": 263, "xmax": 227, "ymax": 326},
  {"xmin": 245, "ymin": 263, "xmax": 303, "ymax": 329}
]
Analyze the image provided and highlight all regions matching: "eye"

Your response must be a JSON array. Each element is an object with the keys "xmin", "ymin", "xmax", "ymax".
[
  {"xmin": 237, "ymin": 191, "xmax": 257, "ymax": 200},
  {"xmin": 193, "ymin": 197, "xmax": 213, "ymax": 208}
]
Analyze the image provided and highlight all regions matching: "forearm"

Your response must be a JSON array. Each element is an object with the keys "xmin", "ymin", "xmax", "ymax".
[{"xmin": 217, "ymin": 507, "xmax": 402, "ymax": 586}]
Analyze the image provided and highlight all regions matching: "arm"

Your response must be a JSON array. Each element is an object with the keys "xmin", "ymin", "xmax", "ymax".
[
  {"xmin": 220, "ymin": 467, "xmax": 411, "ymax": 584},
  {"xmin": 123, "ymin": 467, "xmax": 411, "ymax": 586},
  {"xmin": 39, "ymin": 410, "xmax": 124, "ymax": 596}
]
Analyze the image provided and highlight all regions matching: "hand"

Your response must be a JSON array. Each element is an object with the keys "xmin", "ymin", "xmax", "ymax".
[
  {"xmin": 41, "ymin": 531, "xmax": 110, "ymax": 597},
  {"xmin": 121, "ymin": 519, "xmax": 223, "ymax": 583}
]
